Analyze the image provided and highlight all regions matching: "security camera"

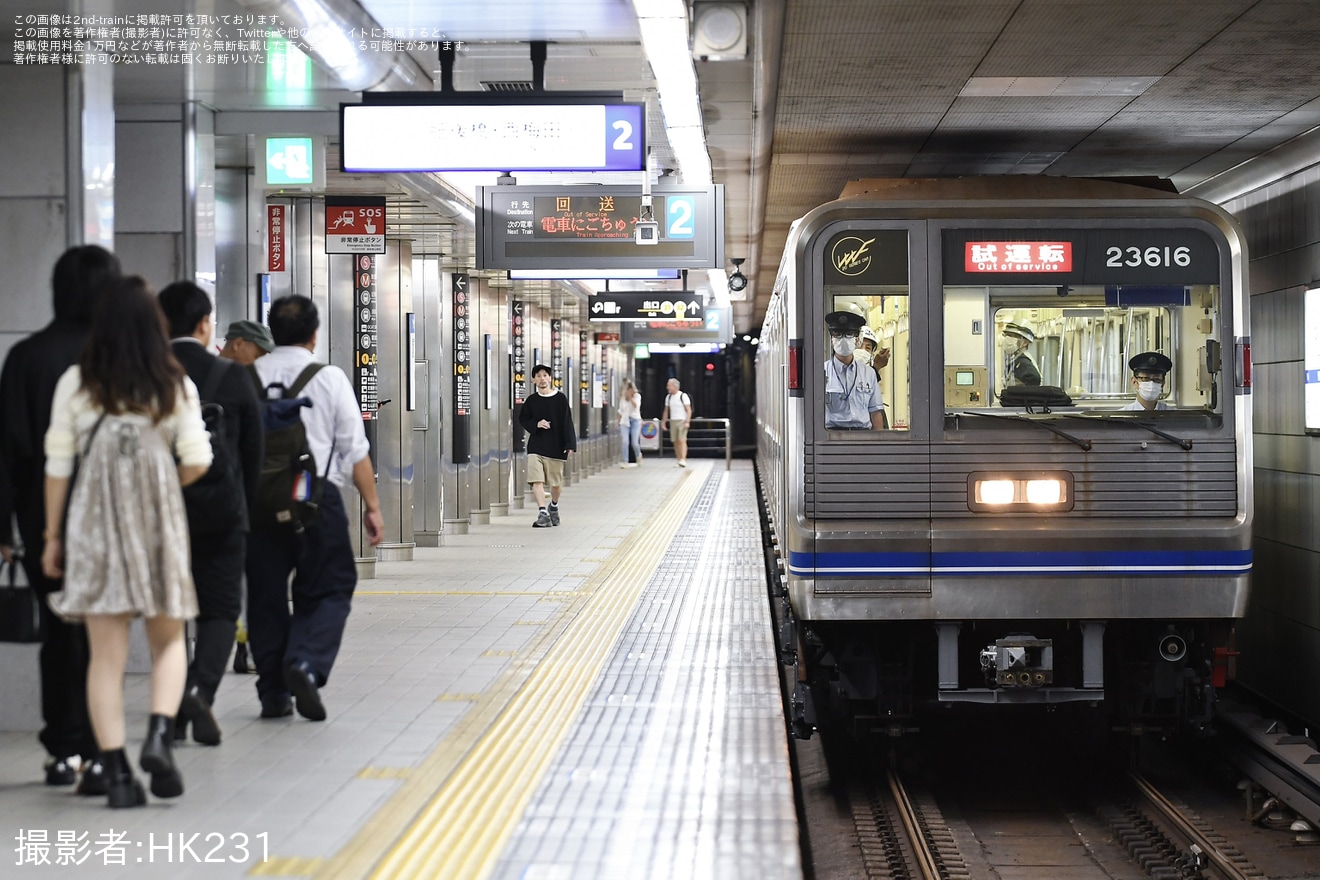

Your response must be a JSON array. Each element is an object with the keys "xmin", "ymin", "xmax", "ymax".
[
  {"xmin": 728, "ymin": 257, "xmax": 747, "ymax": 292},
  {"xmin": 635, "ymin": 220, "xmax": 659, "ymax": 245}
]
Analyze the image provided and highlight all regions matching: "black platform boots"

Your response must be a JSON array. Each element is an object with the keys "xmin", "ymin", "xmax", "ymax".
[{"xmin": 139, "ymin": 713, "xmax": 184, "ymax": 798}]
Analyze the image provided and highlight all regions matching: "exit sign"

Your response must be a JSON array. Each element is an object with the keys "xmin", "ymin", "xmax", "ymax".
[{"xmin": 264, "ymin": 136, "xmax": 322, "ymax": 188}]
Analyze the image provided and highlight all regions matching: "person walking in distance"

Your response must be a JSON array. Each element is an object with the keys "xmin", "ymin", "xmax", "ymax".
[
  {"xmin": 660, "ymin": 378, "xmax": 692, "ymax": 467},
  {"xmin": 157, "ymin": 282, "xmax": 263, "ymax": 745},
  {"xmin": 41, "ymin": 276, "xmax": 213, "ymax": 807},
  {"xmin": 0, "ymin": 244, "xmax": 119, "ymax": 794},
  {"xmin": 245, "ymin": 295, "xmax": 384, "ymax": 722},
  {"xmin": 518, "ymin": 364, "xmax": 576, "ymax": 527}
]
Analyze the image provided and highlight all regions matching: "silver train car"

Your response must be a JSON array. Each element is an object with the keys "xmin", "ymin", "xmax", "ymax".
[{"xmin": 756, "ymin": 177, "xmax": 1252, "ymax": 738}]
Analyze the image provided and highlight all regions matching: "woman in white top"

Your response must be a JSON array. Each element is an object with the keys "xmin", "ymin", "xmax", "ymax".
[
  {"xmin": 42, "ymin": 276, "xmax": 211, "ymax": 809},
  {"xmin": 617, "ymin": 379, "xmax": 643, "ymax": 466}
]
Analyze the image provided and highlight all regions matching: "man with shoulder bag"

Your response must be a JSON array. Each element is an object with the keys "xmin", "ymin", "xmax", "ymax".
[{"xmin": 158, "ymin": 282, "xmax": 263, "ymax": 745}]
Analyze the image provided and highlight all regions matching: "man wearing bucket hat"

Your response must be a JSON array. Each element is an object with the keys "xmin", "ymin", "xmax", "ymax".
[
  {"xmin": 824, "ymin": 310, "xmax": 886, "ymax": 430},
  {"xmin": 219, "ymin": 320, "xmax": 275, "ymax": 366},
  {"xmin": 1002, "ymin": 322, "xmax": 1042, "ymax": 387},
  {"xmin": 1122, "ymin": 351, "xmax": 1173, "ymax": 412}
]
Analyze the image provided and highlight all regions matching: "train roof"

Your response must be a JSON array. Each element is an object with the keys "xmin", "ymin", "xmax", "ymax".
[{"xmin": 837, "ymin": 176, "xmax": 1186, "ymax": 202}]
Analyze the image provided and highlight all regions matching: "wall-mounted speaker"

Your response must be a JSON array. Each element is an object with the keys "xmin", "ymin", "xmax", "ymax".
[{"xmin": 691, "ymin": 2, "xmax": 747, "ymax": 61}]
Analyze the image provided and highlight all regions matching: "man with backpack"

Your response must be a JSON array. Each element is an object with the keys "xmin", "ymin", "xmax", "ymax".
[
  {"xmin": 660, "ymin": 377, "xmax": 693, "ymax": 467},
  {"xmin": 246, "ymin": 295, "xmax": 383, "ymax": 722},
  {"xmin": 158, "ymin": 282, "xmax": 263, "ymax": 745}
]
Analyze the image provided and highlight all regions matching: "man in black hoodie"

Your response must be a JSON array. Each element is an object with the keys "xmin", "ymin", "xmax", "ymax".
[
  {"xmin": 0, "ymin": 245, "xmax": 119, "ymax": 792},
  {"xmin": 517, "ymin": 364, "xmax": 576, "ymax": 528}
]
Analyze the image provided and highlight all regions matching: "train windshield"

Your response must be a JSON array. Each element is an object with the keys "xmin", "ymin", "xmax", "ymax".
[{"xmin": 940, "ymin": 226, "xmax": 1226, "ymax": 416}]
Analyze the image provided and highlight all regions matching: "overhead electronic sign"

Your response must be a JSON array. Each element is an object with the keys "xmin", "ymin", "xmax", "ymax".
[
  {"xmin": 508, "ymin": 268, "xmax": 681, "ymax": 281},
  {"xmin": 588, "ymin": 291, "xmax": 705, "ymax": 322},
  {"xmin": 340, "ymin": 94, "xmax": 645, "ymax": 172},
  {"xmin": 621, "ymin": 307, "xmax": 733, "ymax": 344},
  {"xmin": 477, "ymin": 185, "xmax": 724, "ymax": 271}
]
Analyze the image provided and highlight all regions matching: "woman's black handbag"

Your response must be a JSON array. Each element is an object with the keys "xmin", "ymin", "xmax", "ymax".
[{"xmin": 0, "ymin": 553, "xmax": 46, "ymax": 643}]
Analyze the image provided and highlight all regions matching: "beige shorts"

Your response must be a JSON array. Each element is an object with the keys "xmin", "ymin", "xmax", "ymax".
[
  {"xmin": 526, "ymin": 453, "xmax": 565, "ymax": 488},
  {"xmin": 667, "ymin": 419, "xmax": 689, "ymax": 443}
]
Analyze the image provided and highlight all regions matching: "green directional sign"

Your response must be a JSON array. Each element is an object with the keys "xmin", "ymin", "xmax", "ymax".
[{"xmin": 265, "ymin": 136, "xmax": 317, "ymax": 187}]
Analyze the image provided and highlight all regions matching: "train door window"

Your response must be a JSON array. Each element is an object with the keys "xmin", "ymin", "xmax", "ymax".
[{"xmin": 822, "ymin": 229, "xmax": 910, "ymax": 433}]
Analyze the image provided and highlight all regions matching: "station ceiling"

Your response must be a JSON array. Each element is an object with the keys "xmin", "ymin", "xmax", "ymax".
[{"xmin": 17, "ymin": 0, "xmax": 1320, "ymax": 333}]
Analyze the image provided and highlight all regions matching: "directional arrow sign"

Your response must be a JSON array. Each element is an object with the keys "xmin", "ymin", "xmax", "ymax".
[{"xmin": 587, "ymin": 292, "xmax": 705, "ymax": 322}]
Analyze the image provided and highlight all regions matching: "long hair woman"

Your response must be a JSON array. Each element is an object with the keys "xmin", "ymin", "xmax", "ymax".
[
  {"xmin": 617, "ymin": 379, "xmax": 644, "ymax": 467},
  {"xmin": 41, "ymin": 276, "xmax": 212, "ymax": 808}
]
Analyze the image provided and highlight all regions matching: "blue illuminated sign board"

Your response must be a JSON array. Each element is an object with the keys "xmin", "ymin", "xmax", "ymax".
[{"xmin": 340, "ymin": 99, "xmax": 646, "ymax": 172}]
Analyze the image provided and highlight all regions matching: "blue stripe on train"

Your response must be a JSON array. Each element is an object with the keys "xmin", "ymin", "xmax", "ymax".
[{"xmin": 787, "ymin": 549, "xmax": 1253, "ymax": 577}]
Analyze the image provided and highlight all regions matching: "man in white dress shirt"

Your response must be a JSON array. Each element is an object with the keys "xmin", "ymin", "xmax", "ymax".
[{"xmin": 245, "ymin": 295, "xmax": 384, "ymax": 722}]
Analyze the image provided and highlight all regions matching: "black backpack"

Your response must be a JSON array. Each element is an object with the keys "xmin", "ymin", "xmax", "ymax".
[
  {"xmin": 182, "ymin": 357, "xmax": 245, "ymax": 536},
  {"xmin": 249, "ymin": 363, "xmax": 329, "ymax": 534}
]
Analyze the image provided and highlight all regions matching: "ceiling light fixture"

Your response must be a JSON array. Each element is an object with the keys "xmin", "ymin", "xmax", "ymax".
[{"xmin": 633, "ymin": 0, "xmax": 712, "ymax": 185}]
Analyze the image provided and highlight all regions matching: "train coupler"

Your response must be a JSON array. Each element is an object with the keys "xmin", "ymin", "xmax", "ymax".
[{"xmin": 980, "ymin": 635, "xmax": 1055, "ymax": 687}]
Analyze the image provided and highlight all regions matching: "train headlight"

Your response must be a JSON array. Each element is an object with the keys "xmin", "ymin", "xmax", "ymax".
[
  {"xmin": 1025, "ymin": 480, "xmax": 1063, "ymax": 504},
  {"xmin": 969, "ymin": 472, "xmax": 1073, "ymax": 512},
  {"xmin": 978, "ymin": 480, "xmax": 1016, "ymax": 505}
]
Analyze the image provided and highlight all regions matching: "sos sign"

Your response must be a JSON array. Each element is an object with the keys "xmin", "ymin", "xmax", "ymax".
[{"xmin": 325, "ymin": 196, "xmax": 386, "ymax": 254}]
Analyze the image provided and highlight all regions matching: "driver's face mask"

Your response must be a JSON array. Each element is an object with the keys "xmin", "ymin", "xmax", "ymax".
[{"xmin": 1137, "ymin": 380, "xmax": 1163, "ymax": 402}]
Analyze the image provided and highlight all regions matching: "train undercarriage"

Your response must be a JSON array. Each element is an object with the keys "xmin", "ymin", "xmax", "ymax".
[{"xmin": 779, "ymin": 612, "xmax": 1235, "ymax": 741}]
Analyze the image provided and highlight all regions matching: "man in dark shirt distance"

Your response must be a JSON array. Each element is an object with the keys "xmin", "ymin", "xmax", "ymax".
[{"xmin": 517, "ymin": 364, "xmax": 577, "ymax": 528}]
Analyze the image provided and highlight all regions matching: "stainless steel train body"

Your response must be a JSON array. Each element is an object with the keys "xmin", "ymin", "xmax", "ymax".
[{"xmin": 756, "ymin": 177, "xmax": 1252, "ymax": 737}]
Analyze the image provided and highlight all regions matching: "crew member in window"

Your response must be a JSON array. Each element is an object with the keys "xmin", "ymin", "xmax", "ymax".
[
  {"xmin": 1121, "ymin": 351, "xmax": 1172, "ymax": 411},
  {"xmin": 1002, "ymin": 322, "xmax": 1041, "ymax": 386},
  {"xmin": 854, "ymin": 325, "xmax": 891, "ymax": 371},
  {"xmin": 824, "ymin": 311, "xmax": 885, "ymax": 430}
]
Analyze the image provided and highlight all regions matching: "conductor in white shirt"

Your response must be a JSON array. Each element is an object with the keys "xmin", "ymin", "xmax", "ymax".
[{"xmin": 823, "ymin": 311, "xmax": 886, "ymax": 430}]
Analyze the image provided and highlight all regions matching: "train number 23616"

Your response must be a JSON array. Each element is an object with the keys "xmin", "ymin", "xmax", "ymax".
[{"xmin": 1106, "ymin": 245, "xmax": 1192, "ymax": 267}]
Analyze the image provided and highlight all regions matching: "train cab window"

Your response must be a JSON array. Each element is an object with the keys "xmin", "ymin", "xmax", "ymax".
[
  {"xmin": 822, "ymin": 229, "xmax": 911, "ymax": 433},
  {"xmin": 942, "ymin": 283, "xmax": 1224, "ymax": 415}
]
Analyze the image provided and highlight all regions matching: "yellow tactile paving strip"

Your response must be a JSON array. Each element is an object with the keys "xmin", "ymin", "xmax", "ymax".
[{"xmin": 307, "ymin": 467, "xmax": 702, "ymax": 880}]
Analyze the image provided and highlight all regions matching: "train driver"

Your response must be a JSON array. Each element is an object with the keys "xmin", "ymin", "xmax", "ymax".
[
  {"xmin": 1121, "ymin": 351, "xmax": 1173, "ymax": 412},
  {"xmin": 853, "ymin": 325, "xmax": 892, "ymax": 371},
  {"xmin": 824, "ymin": 310, "xmax": 886, "ymax": 430},
  {"xmin": 1002, "ymin": 322, "xmax": 1042, "ymax": 387}
]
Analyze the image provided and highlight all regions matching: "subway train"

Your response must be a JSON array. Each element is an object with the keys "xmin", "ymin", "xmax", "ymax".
[{"xmin": 755, "ymin": 177, "xmax": 1252, "ymax": 739}]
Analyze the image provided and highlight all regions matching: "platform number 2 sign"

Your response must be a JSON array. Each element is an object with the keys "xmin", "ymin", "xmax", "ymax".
[{"xmin": 666, "ymin": 195, "xmax": 696, "ymax": 240}]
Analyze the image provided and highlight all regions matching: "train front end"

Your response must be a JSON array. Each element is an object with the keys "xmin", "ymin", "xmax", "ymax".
[{"xmin": 758, "ymin": 178, "xmax": 1251, "ymax": 739}]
